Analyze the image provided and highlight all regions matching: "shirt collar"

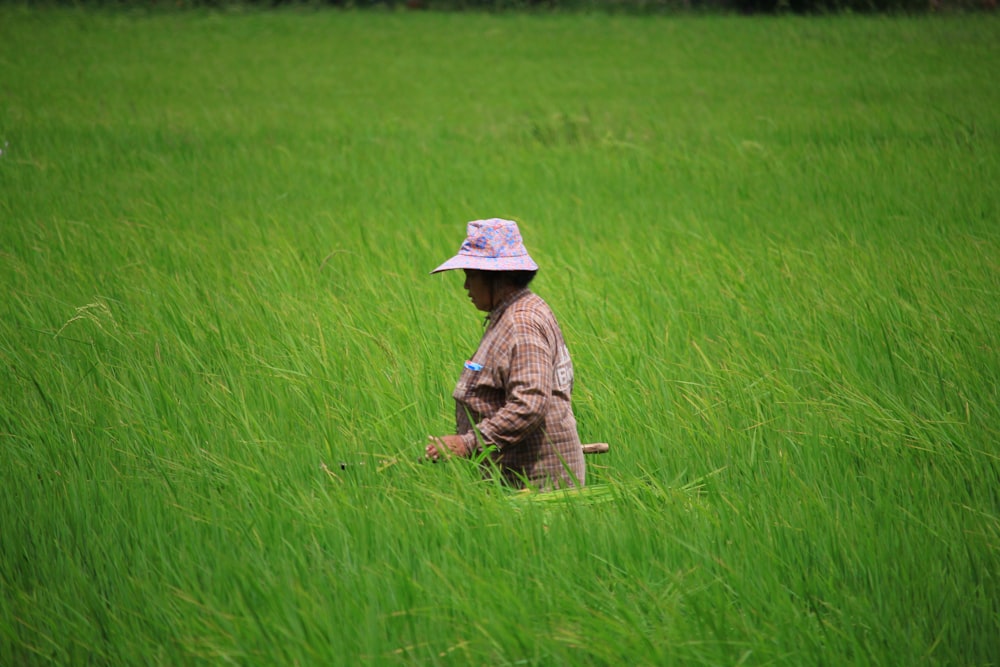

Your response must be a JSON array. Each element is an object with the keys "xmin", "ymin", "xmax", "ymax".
[{"xmin": 485, "ymin": 287, "xmax": 530, "ymax": 327}]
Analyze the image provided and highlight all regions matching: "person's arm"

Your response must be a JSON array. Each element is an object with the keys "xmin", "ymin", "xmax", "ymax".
[{"xmin": 426, "ymin": 402, "xmax": 476, "ymax": 459}]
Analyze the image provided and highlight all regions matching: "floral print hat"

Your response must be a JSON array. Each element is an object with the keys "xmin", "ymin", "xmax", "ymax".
[{"xmin": 430, "ymin": 219, "xmax": 539, "ymax": 274}]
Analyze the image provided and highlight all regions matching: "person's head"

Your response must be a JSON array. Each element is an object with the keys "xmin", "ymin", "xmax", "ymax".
[
  {"xmin": 463, "ymin": 269, "xmax": 537, "ymax": 312},
  {"xmin": 431, "ymin": 219, "xmax": 539, "ymax": 311}
]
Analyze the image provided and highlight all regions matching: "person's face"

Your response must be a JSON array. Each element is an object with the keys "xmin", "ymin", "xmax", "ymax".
[{"xmin": 463, "ymin": 269, "xmax": 493, "ymax": 312}]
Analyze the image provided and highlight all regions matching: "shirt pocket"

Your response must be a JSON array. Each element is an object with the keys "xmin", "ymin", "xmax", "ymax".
[{"xmin": 454, "ymin": 357, "xmax": 499, "ymax": 400}]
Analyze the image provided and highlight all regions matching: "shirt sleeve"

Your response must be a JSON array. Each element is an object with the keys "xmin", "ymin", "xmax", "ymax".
[{"xmin": 474, "ymin": 319, "xmax": 552, "ymax": 450}]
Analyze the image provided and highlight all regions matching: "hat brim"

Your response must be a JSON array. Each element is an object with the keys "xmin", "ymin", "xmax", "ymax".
[{"xmin": 430, "ymin": 253, "xmax": 539, "ymax": 274}]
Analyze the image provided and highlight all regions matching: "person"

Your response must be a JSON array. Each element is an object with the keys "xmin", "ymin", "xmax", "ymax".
[{"xmin": 424, "ymin": 218, "xmax": 586, "ymax": 490}]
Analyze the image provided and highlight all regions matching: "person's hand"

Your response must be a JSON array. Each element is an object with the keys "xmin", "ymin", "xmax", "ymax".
[{"xmin": 425, "ymin": 435, "xmax": 470, "ymax": 460}]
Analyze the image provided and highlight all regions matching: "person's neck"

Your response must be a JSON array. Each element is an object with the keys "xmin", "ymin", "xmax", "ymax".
[
  {"xmin": 490, "ymin": 284, "xmax": 519, "ymax": 310},
  {"xmin": 487, "ymin": 286, "xmax": 529, "ymax": 319}
]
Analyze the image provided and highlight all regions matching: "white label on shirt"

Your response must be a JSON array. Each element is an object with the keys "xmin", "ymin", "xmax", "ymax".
[{"xmin": 555, "ymin": 345, "xmax": 573, "ymax": 389}]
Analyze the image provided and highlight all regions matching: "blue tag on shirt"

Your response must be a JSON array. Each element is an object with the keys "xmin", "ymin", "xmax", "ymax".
[{"xmin": 464, "ymin": 361, "xmax": 483, "ymax": 372}]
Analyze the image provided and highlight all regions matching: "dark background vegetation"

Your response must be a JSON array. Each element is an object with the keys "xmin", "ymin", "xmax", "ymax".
[{"xmin": 8, "ymin": 0, "xmax": 997, "ymax": 15}]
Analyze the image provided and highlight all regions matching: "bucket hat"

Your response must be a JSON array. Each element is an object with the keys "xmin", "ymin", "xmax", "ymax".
[{"xmin": 430, "ymin": 218, "xmax": 539, "ymax": 274}]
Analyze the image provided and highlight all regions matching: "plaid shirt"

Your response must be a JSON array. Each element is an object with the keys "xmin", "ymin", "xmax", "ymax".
[{"xmin": 454, "ymin": 289, "xmax": 585, "ymax": 489}]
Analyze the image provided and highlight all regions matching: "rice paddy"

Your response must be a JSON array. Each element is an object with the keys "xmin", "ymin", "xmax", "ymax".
[{"xmin": 1, "ymin": 8, "xmax": 998, "ymax": 665}]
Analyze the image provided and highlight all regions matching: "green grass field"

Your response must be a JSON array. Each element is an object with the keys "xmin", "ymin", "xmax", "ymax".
[{"xmin": 2, "ymin": 7, "xmax": 998, "ymax": 665}]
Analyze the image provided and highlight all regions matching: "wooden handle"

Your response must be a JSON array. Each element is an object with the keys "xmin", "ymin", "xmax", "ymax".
[{"xmin": 581, "ymin": 442, "xmax": 610, "ymax": 455}]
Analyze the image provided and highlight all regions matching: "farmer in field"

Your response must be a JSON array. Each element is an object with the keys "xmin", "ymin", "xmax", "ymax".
[{"xmin": 425, "ymin": 219, "xmax": 586, "ymax": 490}]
